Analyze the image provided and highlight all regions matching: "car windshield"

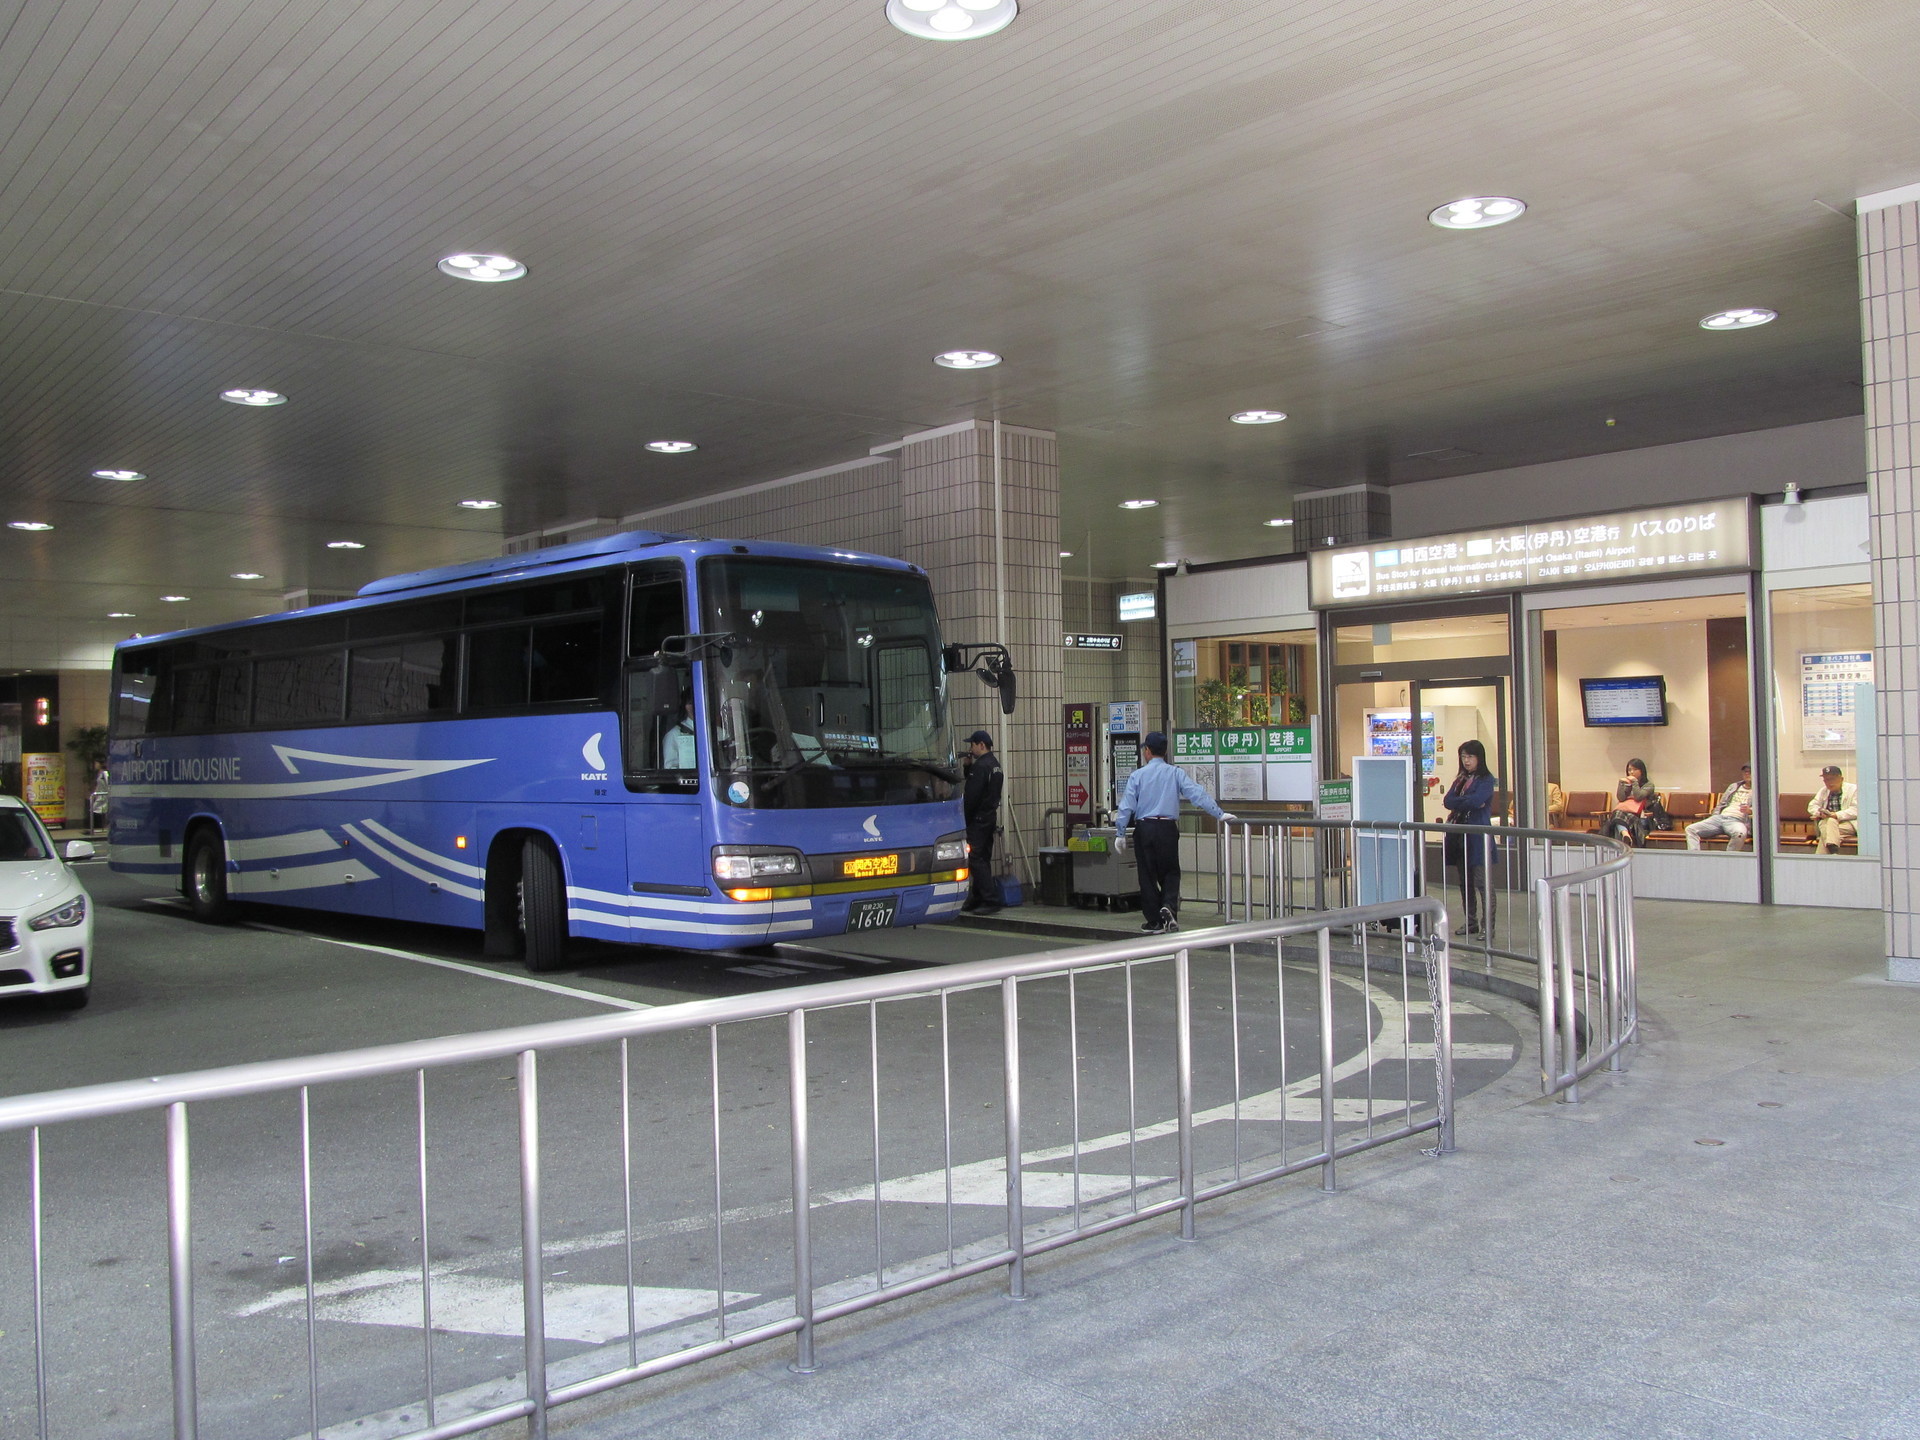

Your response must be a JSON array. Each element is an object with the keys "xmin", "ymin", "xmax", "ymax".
[
  {"xmin": 0, "ymin": 810, "xmax": 52, "ymax": 862},
  {"xmin": 699, "ymin": 558, "xmax": 955, "ymax": 809}
]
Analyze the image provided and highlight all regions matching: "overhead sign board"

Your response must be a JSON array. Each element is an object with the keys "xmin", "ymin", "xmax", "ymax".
[
  {"xmin": 1065, "ymin": 633, "xmax": 1124, "ymax": 650},
  {"xmin": 1118, "ymin": 591, "xmax": 1156, "ymax": 622},
  {"xmin": 1308, "ymin": 497, "xmax": 1752, "ymax": 608}
]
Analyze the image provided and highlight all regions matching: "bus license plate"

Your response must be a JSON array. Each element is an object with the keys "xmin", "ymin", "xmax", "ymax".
[{"xmin": 847, "ymin": 897, "xmax": 897, "ymax": 931}]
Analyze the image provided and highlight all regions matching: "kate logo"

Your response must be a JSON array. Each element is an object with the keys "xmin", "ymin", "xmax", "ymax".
[
  {"xmin": 862, "ymin": 814, "xmax": 882, "ymax": 840},
  {"xmin": 581, "ymin": 732, "xmax": 608, "ymax": 781}
]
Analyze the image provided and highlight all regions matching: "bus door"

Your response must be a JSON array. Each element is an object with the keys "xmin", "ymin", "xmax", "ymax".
[{"xmin": 624, "ymin": 565, "xmax": 709, "ymax": 911}]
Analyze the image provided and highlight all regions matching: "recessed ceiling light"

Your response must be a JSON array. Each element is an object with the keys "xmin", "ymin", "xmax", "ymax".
[
  {"xmin": 1231, "ymin": 410, "xmax": 1288, "ymax": 425},
  {"xmin": 108, "ymin": 611, "xmax": 135, "ymax": 618},
  {"xmin": 327, "ymin": 540, "xmax": 365, "ymax": 550},
  {"xmin": 9, "ymin": 520, "xmax": 53, "ymax": 531},
  {"xmin": 1427, "ymin": 196, "xmax": 1526, "ymax": 230},
  {"xmin": 887, "ymin": 0, "xmax": 1017, "ymax": 42},
  {"xmin": 458, "ymin": 498, "xmax": 502, "ymax": 510},
  {"xmin": 230, "ymin": 572, "xmax": 265, "ymax": 580},
  {"xmin": 1264, "ymin": 517, "xmax": 1295, "ymax": 527},
  {"xmin": 1151, "ymin": 560, "xmax": 1179, "ymax": 570},
  {"xmin": 645, "ymin": 440, "xmax": 698, "ymax": 454},
  {"xmin": 93, "ymin": 468, "xmax": 144, "ymax": 481},
  {"xmin": 933, "ymin": 349, "xmax": 1002, "ymax": 369},
  {"xmin": 222, "ymin": 388, "xmax": 285, "ymax": 406},
  {"xmin": 161, "ymin": 595, "xmax": 189, "ymax": 602},
  {"xmin": 1700, "ymin": 308, "xmax": 1776, "ymax": 330},
  {"xmin": 1059, "ymin": 550, "xmax": 1073, "ymax": 558},
  {"xmin": 1119, "ymin": 499, "xmax": 1158, "ymax": 510},
  {"xmin": 438, "ymin": 252, "xmax": 527, "ymax": 283}
]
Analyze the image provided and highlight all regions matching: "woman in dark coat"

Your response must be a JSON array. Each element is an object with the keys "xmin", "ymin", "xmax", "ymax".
[
  {"xmin": 1442, "ymin": 739, "xmax": 1497, "ymax": 936},
  {"xmin": 1599, "ymin": 758, "xmax": 1658, "ymax": 847}
]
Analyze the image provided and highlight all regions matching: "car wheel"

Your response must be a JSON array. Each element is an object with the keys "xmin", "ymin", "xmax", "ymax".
[
  {"xmin": 185, "ymin": 829, "xmax": 232, "ymax": 924},
  {"xmin": 520, "ymin": 836, "xmax": 569, "ymax": 973},
  {"xmin": 43, "ymin": 987, "xmax": 89, "ymax": 1012}
]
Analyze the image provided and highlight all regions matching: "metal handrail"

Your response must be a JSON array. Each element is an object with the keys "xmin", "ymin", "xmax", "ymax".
[
  {"xmin": 1211, "ymin": 816, "xmax": 1635, "ymax": 1100},
  {"xmin": 5, "ymin": 895, "xmax": 1458, "ymax": 1440}
]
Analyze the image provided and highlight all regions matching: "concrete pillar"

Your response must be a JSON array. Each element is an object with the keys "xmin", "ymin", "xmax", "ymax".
[
  {"xmin": 1858, "ymin": 185, "xmax": 1920, "ymax": 981},
  {"xmin": 894, "ymin": 421, "xmax": 1063, "ymax": 884}
]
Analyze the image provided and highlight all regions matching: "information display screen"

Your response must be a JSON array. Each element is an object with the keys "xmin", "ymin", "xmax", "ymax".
[
  {"xmin": 1580, "ymin": 676, "xmax": 1668, "ymax": 727},
  {"xmin": 842, "ymin": 853, "xmax": 900, "ymax": 879}
]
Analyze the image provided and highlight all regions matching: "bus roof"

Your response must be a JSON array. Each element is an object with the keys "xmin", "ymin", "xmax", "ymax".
[{"xmin": 112, "ymin": 531, "xmax": 926, "ymax": 651}]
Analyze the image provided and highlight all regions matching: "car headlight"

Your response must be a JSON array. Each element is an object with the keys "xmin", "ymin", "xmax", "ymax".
[
  {"xmin": 30, "ymin": 895, "xmax": 87, "ymax": 931},
  {"xmin": 934, "ymin": 835, "xmax": 968, "ymax": 865},
  {"xmin": 712, "ymin": 848, "xmax": 804, "ymax": 882}
]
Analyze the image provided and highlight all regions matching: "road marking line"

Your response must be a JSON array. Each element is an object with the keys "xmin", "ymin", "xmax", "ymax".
[
  {"xmin": 242, "ymin": 921, "xmax": 653, "ymax": 1011},
  {"xmin": 313, "ymin": 1274, "xmax": 754, "ymax": 1345}
]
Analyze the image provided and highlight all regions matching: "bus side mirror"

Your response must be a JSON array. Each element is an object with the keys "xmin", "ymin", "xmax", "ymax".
[{"xmin": 988, "ymin": 662, "xmax": 1017, "ymax": 715}]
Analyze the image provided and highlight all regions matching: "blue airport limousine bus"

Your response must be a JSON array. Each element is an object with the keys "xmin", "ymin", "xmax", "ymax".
[{"xmin": 108, "ymin": 531, "xmax": 1014, "ymax": 968}]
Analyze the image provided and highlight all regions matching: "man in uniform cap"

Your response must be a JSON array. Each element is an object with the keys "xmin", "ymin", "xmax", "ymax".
[
  {"xmin": 1808, "ymin": 764, "xmax": 1859, "ymax": 854},
  {"xmin": 961, "ymin": 729, "xmax": 1003, "ymax": 911}
]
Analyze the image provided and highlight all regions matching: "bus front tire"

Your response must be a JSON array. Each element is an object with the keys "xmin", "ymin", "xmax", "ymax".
[
  {"xmin": 185, "ymin": 829, "xmax": 232, "ymax": 924},
  {"xmin": 520, "ymin": 837, "xmax": 569, "ymax": 973}
]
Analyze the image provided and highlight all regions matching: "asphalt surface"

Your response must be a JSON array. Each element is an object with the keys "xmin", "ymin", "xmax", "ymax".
[{"xmin": 0, "ymin": 858, "xmax": 1525, "ymax": 1440}]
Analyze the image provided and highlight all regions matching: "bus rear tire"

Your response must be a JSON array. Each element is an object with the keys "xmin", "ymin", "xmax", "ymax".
[
  {"xmin": 185, "ymin": 829, "xmax": 232, "ymax": 924},
  {"xmin": 520, "ymin": 837, "xmax": 569, "ymax": 973}
]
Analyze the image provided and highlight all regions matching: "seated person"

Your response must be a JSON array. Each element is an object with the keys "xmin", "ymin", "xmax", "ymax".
[
  {"xmin": 661, "ymin": 698, "xmax": 699, "ymax": 770},
  {"xmin": 1808, "ymin": 765, "xmax": 1859, "ymax": 854},
  {"xmin": 1546, "ymin": 781, "xmax": 1568, "ymax": 829},
  {"xmin": 1686, "ymin": 764, "xmax": 1753, "ymax": 851},
  {"xmin": 1598, "ymin": 759, "xmax": 1658, "ymax": 847}
]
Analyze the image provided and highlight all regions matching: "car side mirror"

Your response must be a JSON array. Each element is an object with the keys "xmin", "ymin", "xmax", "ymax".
[{"xmin": 64, "ymin": 840, "xmax": 96, "ymax": 861}]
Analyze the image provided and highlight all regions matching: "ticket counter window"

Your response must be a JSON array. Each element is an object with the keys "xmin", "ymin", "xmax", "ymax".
[
  {"xmin": 1172, "ymin": 630, "xmax": 1317, "ymax": 730},
  {"xmin": 1770, "ymin": 584, "xmax": 1875, "ymax": 858},
  {"xmin": 1539, "ymin": 596, "xmax": 1751, "ymax": 848}
]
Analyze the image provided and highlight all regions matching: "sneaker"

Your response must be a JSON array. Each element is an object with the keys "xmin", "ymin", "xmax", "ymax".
[
  {"xmin": 1159, "ymin": 908, "xmax": 1180, "ymax": 934},
  {"xmin": 1140, "ymin": 919, "xmax": 1166, "ymax": 934}
]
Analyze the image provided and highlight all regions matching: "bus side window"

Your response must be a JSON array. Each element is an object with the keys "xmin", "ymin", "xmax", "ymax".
[
  {"xmin": 626, "ymin": 668, "xmax": 692, "ymax": 775},
  {"xmin": 630, "ymin": 573, "xmax": 685, "ymax": 656}
]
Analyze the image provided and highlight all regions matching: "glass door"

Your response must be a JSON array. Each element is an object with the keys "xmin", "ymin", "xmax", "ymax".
[{"xmin": 1409, "ymin": 678, "xmax": 1510, "ymax": 825}]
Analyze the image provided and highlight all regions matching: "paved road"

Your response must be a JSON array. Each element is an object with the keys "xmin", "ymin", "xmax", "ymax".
[{"xmin": 0, "ymin": 859, "xmax": 1525, "ymax": 1440}]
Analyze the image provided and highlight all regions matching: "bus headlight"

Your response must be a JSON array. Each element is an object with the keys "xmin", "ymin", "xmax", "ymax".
[
  {"xmin": 933, "ymin": 835, "xmax": 968, "ymax": 865},
  {"xmin": 712, "ymin": 847, "xmax": 805, "ymax": 882}
]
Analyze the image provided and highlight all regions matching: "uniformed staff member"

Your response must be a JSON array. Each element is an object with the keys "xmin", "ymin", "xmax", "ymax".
[
  {"xmin": 961, "ymin": 729, "xmax": 1003, "ymax": 912},
  {"xmin": 1114, "ymin": 731, "xmax": 1234, "ymax": 934},
  {"xmin": 662, "ymin": 698, "xmax": 698, "ymax": 770}
]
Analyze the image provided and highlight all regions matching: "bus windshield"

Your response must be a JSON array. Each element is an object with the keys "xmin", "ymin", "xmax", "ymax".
[{"xmin": 699, "ymin": 558, "xmax": 955, "ymax": 808}]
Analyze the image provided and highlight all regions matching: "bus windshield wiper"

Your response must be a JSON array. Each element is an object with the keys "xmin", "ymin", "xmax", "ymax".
[{"xmin": 827, "ymin": 754, "xmax": 960, "ymax": 783}]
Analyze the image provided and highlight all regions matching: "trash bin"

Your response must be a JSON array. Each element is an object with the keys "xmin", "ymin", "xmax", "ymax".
[{"xmin": 1038, "ymin": 847, "xmax": 1072, "ymax": 907}]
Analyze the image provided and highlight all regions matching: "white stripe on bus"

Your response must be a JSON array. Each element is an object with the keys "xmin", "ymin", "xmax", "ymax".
[{"xmin": 342, "ymin": 824, "xmax": 486, "ymax": 902}]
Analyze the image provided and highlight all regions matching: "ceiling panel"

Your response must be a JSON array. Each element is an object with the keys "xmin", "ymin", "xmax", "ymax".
[{"xmin": 0, "ymin": 0, "xmax": 1912, "ymax": 650}]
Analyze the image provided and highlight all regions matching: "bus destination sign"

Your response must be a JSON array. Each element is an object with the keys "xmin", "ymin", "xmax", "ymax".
[{"xmin": 1308, "ymin": 497, "xmax": 1752, "ymax": 608}]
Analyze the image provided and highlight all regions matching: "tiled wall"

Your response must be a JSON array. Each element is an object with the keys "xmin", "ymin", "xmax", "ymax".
[
  {"xmin": 898, "ymin": 423, "xmax": 1062, "ymax": 884},
  {"xmin": 624, "ymin": 457, "xmax": 902, "ymax": 554},
  {"xmin": 1859, "ymin": 199, "xmax": 1918, "ymax": 980},
  {"xmin": 1063, "ymin": 577, "xmax": 1162, "ymax": 736}
]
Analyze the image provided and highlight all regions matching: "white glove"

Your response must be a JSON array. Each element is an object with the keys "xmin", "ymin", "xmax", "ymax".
[
  {"xmin": 1112, "ymin": 834, "xmax": 1129, "ymax": 855},
  {"xmin": 1219, "ymin": 812, "xmax": 1239, "ymax": 823}
]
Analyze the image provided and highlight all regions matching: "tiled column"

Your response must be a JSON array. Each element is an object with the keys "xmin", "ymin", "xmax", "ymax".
[
  {"xmin": 895, "ymin": 421, "xmax": 1063, "ymax": 885},
  {"xmin": 1859, "ymin": 186, "xmax": 1920, "ymax": 981}
]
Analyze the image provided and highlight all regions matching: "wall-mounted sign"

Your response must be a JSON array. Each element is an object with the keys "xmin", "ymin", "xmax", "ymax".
[
  {"xmin": 1065, "ymin": 633, "xmax": 1124, "ymax": 650},
  {"xmin": 1118, "ymin": 591, "xmax": 1156, "ymax": 622},
  {"xmin": 1063, "ymin": 703, "xmax": 1096, "ymax": 830},
  {"xmin": 1107, "ymin": 700, "xmax": 1145, "ymax": 735},
  {"xmin": 1800, "ymin": 651, "xmax": 1874, "ymax": 750},
  {"xmin": 1308, "ymin": 497, "xmax": 1753, "ymax": 608}
]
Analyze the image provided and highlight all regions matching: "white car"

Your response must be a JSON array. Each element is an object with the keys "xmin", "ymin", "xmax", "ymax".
[{"xmin": 0, "ymin": 795, "xmax": 94, "ymax": 1011}]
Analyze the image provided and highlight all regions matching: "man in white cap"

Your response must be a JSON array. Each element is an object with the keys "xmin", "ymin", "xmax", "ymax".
[{"xmin": 1114, "ymin": 731, "xmax": 1234, "ymax": 934}]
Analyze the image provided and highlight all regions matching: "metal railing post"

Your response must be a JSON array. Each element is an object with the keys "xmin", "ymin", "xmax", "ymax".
[
  {"xmin": 1317, "ymin": 927, "xmax": 1337, "ymax": 1192},
  {"xmin": 30, "ymin": 1127, "xmax": 48, "ymax": 1440},
  {"xmin": 788, "ymin": 1010, "xmax": 817, "ymax": 1370},
  {"xmin": 1556, "ymin": 889, "xmax": 1580, "ymax": 1103},
  {"xmin": 1533, "ymin": 877, "xmax": 1557, "ymax": 1093},
  {"xmin": 165, "ymin": 1102, "xmax": 198, "ymax": 1440},
  {"xmin": 1003, "ymin": 977, "xmax": 1028, "ymax": 1298},
  {"xmin": 517, "ymin": 1051, "xmax": 548, "ymax": 1439},
  {"xmin": 1431, "ymin": 932, "xmax": 1457, "ymax": 1155},
  {"xmin": 1174, "ymin": 946, "xmax": 1196, "ymax": 1240}
]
